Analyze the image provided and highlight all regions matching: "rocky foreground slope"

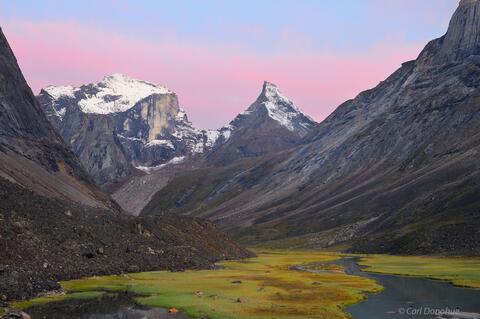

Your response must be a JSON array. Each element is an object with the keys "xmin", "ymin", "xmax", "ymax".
[
  {"xmin": 0, "ymin": 177, "xmax": 251, "ymax": 302},
  {"xmin": 142, "ymin": 0, "xmax": 480, "ymax": 255},
  {"xmin": 0, "ymin": 27, "xmax": 252, "ymax": 302}
]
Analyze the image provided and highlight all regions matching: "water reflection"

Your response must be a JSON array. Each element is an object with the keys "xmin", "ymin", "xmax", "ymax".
[{"xmin": 26, "ymin": 294, "xmax": 191, "ymax": 319}]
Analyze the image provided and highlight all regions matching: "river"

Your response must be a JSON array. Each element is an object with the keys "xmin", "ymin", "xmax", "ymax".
[{"xmin": 340, "ymin": 257, "xmax": 480, "ymax": 319}]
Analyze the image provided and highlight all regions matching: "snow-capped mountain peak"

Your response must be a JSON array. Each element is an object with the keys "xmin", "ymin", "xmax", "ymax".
[
  {"xmin": 79, "ymin": 73, "xmax": 172, "ymax": 114},
  {"xmin": 43, "ymin": 73, "xmax": 172, "ymax": 115},
  {"xmin": 246, "ymin": 81, "xmax": 314, "ymax": 132},
  {"xmin": 101, "ymin": 73, "xmax": 170, "ymax": 94},
  {"xmin": 261, "ymin": 81, "xmax": 295, "ymax": 107}
]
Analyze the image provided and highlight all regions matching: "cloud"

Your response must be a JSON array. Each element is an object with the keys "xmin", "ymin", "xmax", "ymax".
[{"xmin": 3, "ymin": 20, "xmax": 423, "ymax": 129}]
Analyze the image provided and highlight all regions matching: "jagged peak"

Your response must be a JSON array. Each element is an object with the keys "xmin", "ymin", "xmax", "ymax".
[
  {"xmin": 425, "ymin": 0, "xmax": 480, "ymax": 64},
  {"xmin": 237, "ymin": 81, "xmax": 315, "ymax": 132},
  {"xmin": 260, "ymin": 81, "xmax": 291, "ymax": 104}
]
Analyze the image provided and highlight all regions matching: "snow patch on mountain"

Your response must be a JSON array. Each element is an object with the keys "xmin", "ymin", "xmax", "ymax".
[
  {"xmin": 263, "ymin": 82, "xmax": 298, "ymax": 110},
  {"xmin": 264, "ymin": 101, "xmax": 298, "ymax": 131},
  {"xmin": 118, "ymin": 134, "xmax": 143, "ymax": 142},
  {"xmin": 136, "ymin": 156, "xmax": 185, "ymax": 174},
  {"xmin": 259, "ymin": 82, "xmax": 313, "ymax": 132},
  {"xmin": 205, "ymin": 130, "xmax": 220, "ymax": 147},
  {"xmin": 77, "ymin": 73, "xmax": 172, "ymax": 114},
  {"xmin": 145, "ymin": 139, "xmax": 175, "ymax": 149},
  {"xmin": 44, "ymin": 85, "xmax": 77, "ymax": 99}
]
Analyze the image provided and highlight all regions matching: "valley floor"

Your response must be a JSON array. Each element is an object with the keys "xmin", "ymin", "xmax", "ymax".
[{"xmin": 2, "ymin": 250, "xmax": 480, "ymax": 319}]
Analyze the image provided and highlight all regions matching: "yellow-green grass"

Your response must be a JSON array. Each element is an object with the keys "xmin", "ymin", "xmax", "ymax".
[
  {"xmin": 12, "ymin": 250, "xmax": 381, "ymax": 319},
  {"xmin": 11, "ymin": 291, "xmax": 106, "ymax": 310},
  {"xmin": 359, "ymin": 255, "xmax": 480, "ymax": 289}
]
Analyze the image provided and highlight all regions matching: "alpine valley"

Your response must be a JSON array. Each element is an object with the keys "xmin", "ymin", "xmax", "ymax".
[{"xmin": 1, "ymin": 1, "xmax": 480, "ymax": 318}]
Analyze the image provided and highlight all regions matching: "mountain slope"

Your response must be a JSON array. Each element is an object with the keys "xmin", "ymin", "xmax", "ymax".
[
  {"xmin": 0, "ymin": 27, "xmax": 114, "ymax": 209},
  {"xmin": 0, "ymin": 27, "xmax": 252, "ymax": 302},
  {"xmin": 142, "ymin": 0, "xmax": 480, "ymax": 255}
]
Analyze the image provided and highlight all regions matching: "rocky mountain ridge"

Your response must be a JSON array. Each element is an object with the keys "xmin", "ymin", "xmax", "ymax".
[
  {"xmin": 39, "ymin": 74, "xmax": 221, "ymax": 189},
  {"xmin": 39, "ymin": 75, "xmax": 317, "ymax": 191}
]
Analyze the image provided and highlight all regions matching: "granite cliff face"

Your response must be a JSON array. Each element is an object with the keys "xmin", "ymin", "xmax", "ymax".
[
  {"xmin": 142, "ymin": 1, "xmax": 480, "ymax": 255},
  {"xmin": 427, "ymin": 0, "xmax": 480, "ymax": 65}
]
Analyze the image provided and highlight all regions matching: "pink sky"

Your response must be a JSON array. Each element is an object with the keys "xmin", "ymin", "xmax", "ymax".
[{"xmin": 5, "ymin": 21, "xmax": 425, "ymax": 129}]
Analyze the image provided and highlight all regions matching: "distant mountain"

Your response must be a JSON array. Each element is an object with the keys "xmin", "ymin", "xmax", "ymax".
[
  {"xmin": 109, "ymin": 81, "xmax": 317, "ymax": 215},
  {"xmin": 205, "ymin": 81, "xmax": 317, "ymax": 165},
  {"xmin": 38, "ymin": 74, "xmax": 225, "ymax": 189},
  {"xmin": 39, "ymin": 77, "xmax": 316, "ymax": 191},
  {"xmin": 0, "ymin": 28, "xmax": 251, "ymax": 302},
  {"xmin": 142, "ymin": 0, "xmax": 480, "ymax": 255}
]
